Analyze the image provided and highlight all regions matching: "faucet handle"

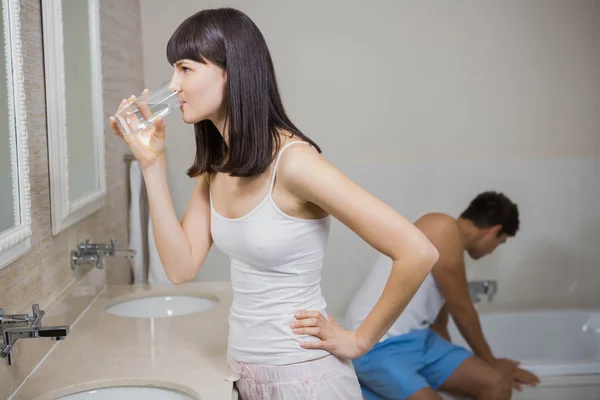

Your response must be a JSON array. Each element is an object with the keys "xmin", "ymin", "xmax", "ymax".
[
  {"xmin": 484, "ymin": 280, "xmax": 498, "ymax": 302},
  {"xmin": 31, "ymin": 304, "xmax": 42, "ymax": 327},
  {"xmin": 78, "ymin": 240, "xmax": 92, "ymax": 253},
  {"xmin": 110, "ymin": 238, "xmax": 117, "ymax": 249},
  {"xmin": 71, "ymin": 250, "xmax": 102, "ymax": 270},
  {"xmin": 482, "ymin": 280, "xmax": 490, "ymax": 292}
]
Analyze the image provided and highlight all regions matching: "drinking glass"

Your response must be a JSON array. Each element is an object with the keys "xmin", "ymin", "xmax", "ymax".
[{"xmin": 114, "ymin": 81, "xmax": 179, "ymax": 142}]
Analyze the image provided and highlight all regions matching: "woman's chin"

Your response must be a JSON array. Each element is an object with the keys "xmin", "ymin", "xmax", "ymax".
[
  {"xmin": 181, "ymin": 108, "xmax": 213, "ymax": 125},
  {"xmin": 182, "ymin": 113, "xmax": 201, "ymax": 124}
]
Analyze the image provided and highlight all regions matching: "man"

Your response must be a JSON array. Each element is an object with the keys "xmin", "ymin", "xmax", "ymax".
[{"xmin": 345, "ymin": 191, "xmax": 540, "ymax": 400}]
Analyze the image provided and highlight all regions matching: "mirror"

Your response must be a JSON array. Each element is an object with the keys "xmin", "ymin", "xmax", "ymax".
[
  {"xmin": 43, "ymin": 0, "xmax": 105, "ymax": 235},
  {"xmin": 0, "ymin": 0, "xmax": 32, "ymax": 269}
]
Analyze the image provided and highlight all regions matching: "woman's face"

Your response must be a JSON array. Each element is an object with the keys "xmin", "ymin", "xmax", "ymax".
[{"xmin": 169, "ymin": 59, "xmax": 227, "ymax": 125}]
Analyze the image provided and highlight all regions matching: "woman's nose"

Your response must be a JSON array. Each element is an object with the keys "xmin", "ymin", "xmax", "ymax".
[{"xmin": 169, "ymin": 75, "xmax": 182, "ymax": 93}]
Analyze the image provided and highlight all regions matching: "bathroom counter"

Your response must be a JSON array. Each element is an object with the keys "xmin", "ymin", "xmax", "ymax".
[{"xmin": 10, "ymin": 281, "xmax": 233, "ymax": 400}]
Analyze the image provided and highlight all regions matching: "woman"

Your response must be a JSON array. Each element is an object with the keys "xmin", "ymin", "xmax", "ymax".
[{"xmin": 110, "ymin": 8, "xmax": 439, "ymax": 399}]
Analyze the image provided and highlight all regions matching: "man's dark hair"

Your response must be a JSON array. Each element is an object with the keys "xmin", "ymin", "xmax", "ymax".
[{"xmin": 460, "ymin": 191, "xmax": 519, "ymax": 236}]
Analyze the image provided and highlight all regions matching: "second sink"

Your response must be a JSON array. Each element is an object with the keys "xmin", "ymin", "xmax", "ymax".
[
  {"xmin": 56, "ymin": 386, "xmax": 193, "ymax": 400},
  {"xmin": 105, "ymin": 295, "xmax": 217, "ymax": 318},
  {"xmin": 53, "ymin": 386, "xmax": 196, "ymax": 399}
]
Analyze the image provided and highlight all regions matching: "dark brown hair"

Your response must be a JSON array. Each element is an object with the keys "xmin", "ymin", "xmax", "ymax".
[
  {"xmin": 460, "ymin": 191, "xmax": 520, "ymax": 236},
  {"xmin": 167, "ymin": 8, "xmax": 321, "ymax": 177}
]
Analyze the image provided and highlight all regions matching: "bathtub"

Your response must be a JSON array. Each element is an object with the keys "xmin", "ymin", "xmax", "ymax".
[{"xmin": 445, "ymin": 309, "xmax": 600, "ymax": 400}]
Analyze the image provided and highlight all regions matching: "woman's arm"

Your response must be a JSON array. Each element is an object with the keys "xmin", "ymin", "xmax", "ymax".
[
  {"xmin": 142, "ymin": 161, "xmax": 213, "ymax": 285},
  {"xmin": 111, "ymin": 107, "xmax": 213, "ymax": 285},
  {"xmin": 279, "ymin": 145, "xmax": 439, "ymax": 357}
]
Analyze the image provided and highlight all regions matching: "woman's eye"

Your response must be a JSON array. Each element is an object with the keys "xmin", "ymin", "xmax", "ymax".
[{"xmin": 182, "ymin": 67, "xmax": 190, "ymax": 73}]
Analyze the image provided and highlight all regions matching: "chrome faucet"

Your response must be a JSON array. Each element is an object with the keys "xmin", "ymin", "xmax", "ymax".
[
  {"xmin": 0, "ymin": 304, "xmax": 69, "ymax": 366},
  {"xmin": 71, "ymin": 238, "xmax": 136, "ymax": 270},
  {"xmin": 468, "ymin": 280, "xmax": 498, "ymax": 304}
]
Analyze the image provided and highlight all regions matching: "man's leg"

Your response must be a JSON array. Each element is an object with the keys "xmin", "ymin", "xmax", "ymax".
[
  {"xmin": 353, "ymin": 331, "xmax": 433, "ymax": 400},
  {"xmin": 438, "ymin": 356, "xmax": 512, "ymax": 400},
  {"xmin": 417, "ymin": 329, "xmax": 511, "ymax": 400},
  {"xmin": 353, "ymin": 356, "xmax": 430, "ymax": 400},
  {"xmin": 360, "ymin": 380, "xmax": 443, "ymax": 400}
]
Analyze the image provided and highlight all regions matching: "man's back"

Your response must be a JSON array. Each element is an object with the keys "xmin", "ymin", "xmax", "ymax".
[
  {"xmin": 345, "ymin": 213, "xmax": 461, "ymax": 340},
  {"xmin": 345, "ymin": 254, "xmax": 445, "ymax": 341}
]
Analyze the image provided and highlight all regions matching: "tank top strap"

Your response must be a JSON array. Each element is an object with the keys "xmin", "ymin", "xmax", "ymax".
[{"xmin": 268, "ymin": 141, "xmax": 311, "ymax": 194}]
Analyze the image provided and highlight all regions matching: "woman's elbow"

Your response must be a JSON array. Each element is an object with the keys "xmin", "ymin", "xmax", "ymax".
[
  {"xmin": 167, "ymin": 275, "xmax": 188, "ymax": 286},
  {"xmin": 165, "ymin": 267, "xmax": 196, "ymax": 286},
  {"xmin": 391, "ymin": 238, "xmax": 438, "ymax": 271},
  {"xmin": 425, "ymin": 243, "xmax": 440, "ymax": 266},
  {"xmin": 416, "ymin": 240, "xmax": 439, "ymax": 269}
]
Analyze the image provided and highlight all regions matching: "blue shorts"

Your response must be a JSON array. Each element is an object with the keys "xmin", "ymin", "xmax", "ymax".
[{"xmin": 353, "ymin": 328, "xmax": 472, "ymax": 400}]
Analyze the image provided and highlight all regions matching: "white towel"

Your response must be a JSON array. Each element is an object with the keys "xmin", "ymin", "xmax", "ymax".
[
  {"xmin": 128, "ymin": 158, "xmax": 173, "ymax": 285},
  {"xmin": 128, "ymin": 160, "xmax": 148, "ymax": 283},
  {"xmin": 147, "ymin": 214, "xmax": 172, "ymax": 285}
]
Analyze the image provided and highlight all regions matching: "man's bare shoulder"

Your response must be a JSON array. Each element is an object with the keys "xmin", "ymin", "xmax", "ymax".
[
  {"xmin": 414, "ymin": 213, "xmax": 463, "ymax": 258},
  {"xmin": 414, "ymin": 213, "xmax": 459, "ymax": 233}
]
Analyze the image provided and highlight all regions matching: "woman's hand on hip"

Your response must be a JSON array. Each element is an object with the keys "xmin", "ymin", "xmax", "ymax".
[{"xmin": 291, "ymin": 310, "xmax": 370, "ymax": 360}]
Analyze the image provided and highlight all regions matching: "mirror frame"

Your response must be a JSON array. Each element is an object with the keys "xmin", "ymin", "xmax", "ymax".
[
  {"xmin": 42, "ymin": 0, "xmax": 105, "ymax": 236},
  {"xmin": 0, "ymin": 0, "xmax": 32, "ymax": 270}
]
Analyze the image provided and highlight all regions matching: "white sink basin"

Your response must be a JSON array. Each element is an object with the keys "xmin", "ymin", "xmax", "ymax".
[
  {"xmin": 105, "ymin": 295, "xmax": 217, "ymax": 318},
  {"xmin": 54, "ymin": 386, "xmax": 196, "ymax": 399}
]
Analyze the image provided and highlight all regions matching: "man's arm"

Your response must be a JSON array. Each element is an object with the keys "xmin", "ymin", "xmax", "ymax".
[
  {"xmin": 416, "ymin": 214, "xmax": 541, "ymax": 390},
  {"xmin": 415, "ymin": 215, "xmax": 495, "ymax": 362},
  {"xmin": 433, "ymin": 259, "xmax": 496, "ymax": 362},
  {"xmin": 429, "ymin": 304, "xmax": 450, "ymax": 341}
]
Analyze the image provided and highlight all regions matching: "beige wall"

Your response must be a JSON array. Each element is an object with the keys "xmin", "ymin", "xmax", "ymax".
[
  {"xmin": 140, "ymin": 0, "xmax": 600, "ymax": 315},
  {"xmin": 142, "ymin": 0, "xmax": 600, "ymax": 164},
  {"xmin": 0, "ymin": 0, "xmax": 143, "ymax": 394}
]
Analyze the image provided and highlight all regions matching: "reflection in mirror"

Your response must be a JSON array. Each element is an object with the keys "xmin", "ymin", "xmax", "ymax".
[
  {"xmin": 0, "ymin": 0, "xmax": 19, "ymax": 233},
  {"xmin": 63, "ymin": 0, "xmax": 99, "ymax": 200},
  {"xmin": 43, "ymin": 0, "xmax": 105, "ymax": 235},
  {"xmin": 0, "ymin": 0, "xmax": 31, "ymax": 269}
]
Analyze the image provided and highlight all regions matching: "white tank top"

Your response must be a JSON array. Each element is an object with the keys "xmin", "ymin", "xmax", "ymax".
[
  {"xmin": 345, "ymin": 253, "xmax": 445, "ymax": 340},
  {"xmin": 210, "ymin": 141, "xmax": 332, "ymax": 365}
]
